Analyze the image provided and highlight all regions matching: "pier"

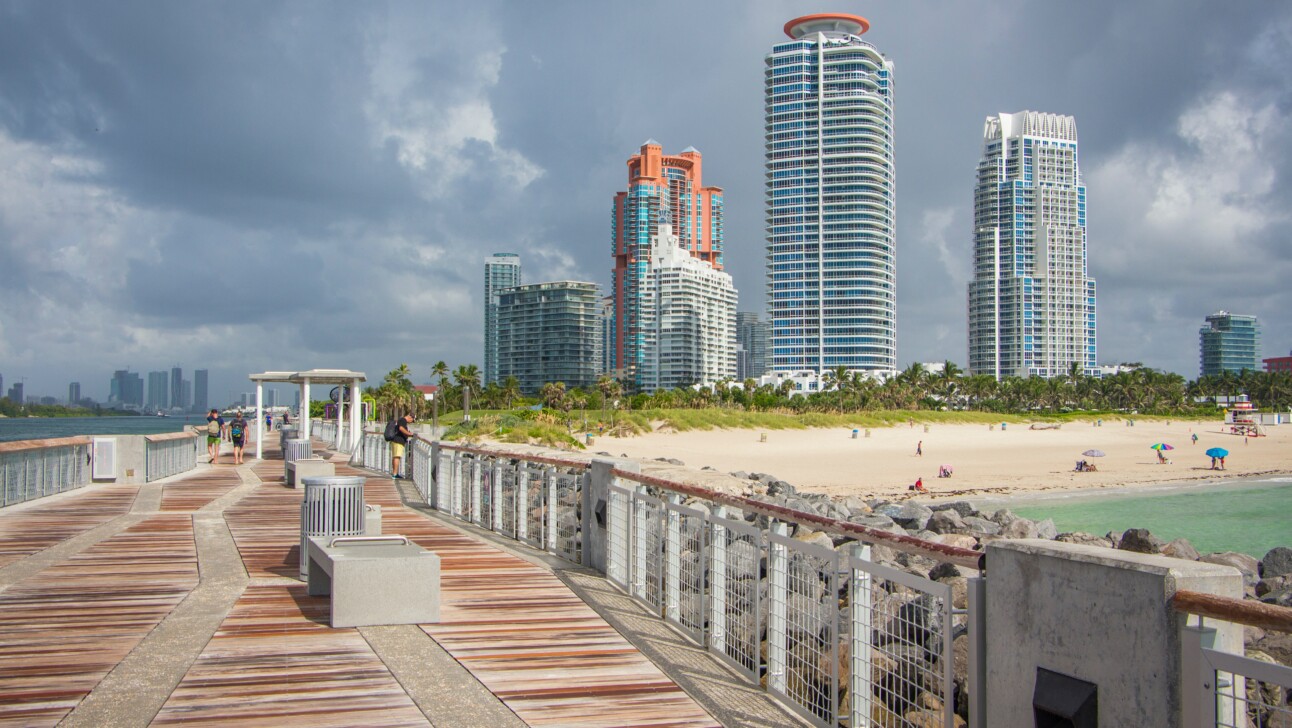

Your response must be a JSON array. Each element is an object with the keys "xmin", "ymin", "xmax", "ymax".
[{"xmin": 1, "ymin": 423, "xmax": 1289, "ymax": 726}]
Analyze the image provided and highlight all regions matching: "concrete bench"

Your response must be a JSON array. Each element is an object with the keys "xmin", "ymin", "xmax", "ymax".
[
  {"xmin": 287, "ymin": 457, "xmax": 335, "ymax": 488},
  {"xmin": 306, "ymin": 535, "xmax": 440, "ymax": 628}
]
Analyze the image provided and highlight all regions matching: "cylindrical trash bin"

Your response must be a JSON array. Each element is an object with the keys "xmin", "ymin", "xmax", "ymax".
[
  {"xmin": 852, "ymin": 429, "xmax": 858, "ymax": 439},
  {"xmin": 299, "ymin": 475, "xmax": 365, "ymax": 579},
  {"xmin": 279, "ymin": 427, "xmax": 300, "ymax": 450},
  {"xmin": 284, "ymin": 438, "xmax": 312, "ymax": 481}
]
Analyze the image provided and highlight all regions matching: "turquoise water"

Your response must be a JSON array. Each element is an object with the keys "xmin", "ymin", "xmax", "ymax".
[
  {"xmin": 1009, "ymin": 478, "xmax": 1292, "ymax": 559},
  {"xmin": 0, "ymin": 416, "xmax": 208, "ymax": 443}
]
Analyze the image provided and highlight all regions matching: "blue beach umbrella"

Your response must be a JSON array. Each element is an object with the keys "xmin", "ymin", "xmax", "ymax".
[{"xmin": 1205, "ymin": 447, "xmax": 1229, "ymax": 458}]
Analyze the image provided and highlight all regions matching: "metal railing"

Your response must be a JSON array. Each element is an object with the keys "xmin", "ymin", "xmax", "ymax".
[
  {"xmin": 1176, "ymin": 590, "xmax": 1292, "ymax": 728},
  {"xmin": 406, "ymin": 439, "xmax": 975, "ymax": 727},
  {"xmin": 0, "ymin": 437, "xmax": 92, "ymax": 507},
  {"xmin": 144, "ymin": 432, "xmax": 200, "ymax": 482}
]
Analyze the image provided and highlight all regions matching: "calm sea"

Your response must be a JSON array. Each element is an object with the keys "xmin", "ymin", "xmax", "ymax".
[
  {"xmin": 0, "ymin": 415, "xmax": 210, "ymax": 442},
  {"xmin": 999, "ymin": 477, "xmax": 1292, "ymax": 560}
]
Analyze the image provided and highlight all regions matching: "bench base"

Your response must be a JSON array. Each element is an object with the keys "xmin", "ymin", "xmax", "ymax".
[
  {"xmin": 306, "ymin": 536, "xmax": 440, "ymax": 628},
  {"xmin": 287, "ymin": 458, "xmax": 335, "ymax": 488}
]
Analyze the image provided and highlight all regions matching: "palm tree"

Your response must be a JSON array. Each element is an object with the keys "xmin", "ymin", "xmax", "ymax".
[
  {"xmin": 500, "ymin": 376, "xmax": 522, "ymax": 410},
  {"xmin": 454, "ymin": 364, "xmax": 482, "ymax": 421},
  {"xmin": 432, "ymin": 361, "xmax": 449, "ymax": 387},
  {"xmin": 540, "ymin": 381, "xmax": 567, "ymax": 412}
]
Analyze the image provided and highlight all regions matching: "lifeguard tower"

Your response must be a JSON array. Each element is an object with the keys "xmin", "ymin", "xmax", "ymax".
[{"xmin": 1224, "ymin": 394, "xmax": 1265, "ymax": 437}]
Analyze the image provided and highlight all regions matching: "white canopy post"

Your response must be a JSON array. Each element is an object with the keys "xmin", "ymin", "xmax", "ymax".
[
  {"xmin": 334, "ymin": 384, "xmax": 344, "ymax": 450},
  {"xmin": 349, "ymin": 377, "xmax": 362, "ymax": 453},
  {"xmin": 255, "ymin": 383, "xmax": 264, "ymax": 460},
  {"xmin": 301, "ymin": 378, "xmax": 311, "ymax": 439}
]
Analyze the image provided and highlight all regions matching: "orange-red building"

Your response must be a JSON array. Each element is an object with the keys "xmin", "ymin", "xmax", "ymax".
[{"xmin": 1264, "ymin": 351, "xmax": 1292, "ymax": 373}]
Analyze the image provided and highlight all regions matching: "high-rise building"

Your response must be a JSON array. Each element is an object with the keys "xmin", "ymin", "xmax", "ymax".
[
  {"xmin": 736, "ymin": 312, "xmax": 772, "ymax": 380},
  {"xmin": 193, "ymin": 369, "xmax": 209, "ymax": 413},
  {"xmin": 643, "ymin": 225, "xmax": 737, "ymax": 392},
  {"xmin": 7, "ymin": 382, "xmax": 23, "ymax": 405},
  {"xmin": 147, "ymin": 371, "xmax": 169, "ymax": 411},
  {"xmin": 0, "ymin": 374, "xmax": 4, "ymax": 399},
  {"xmin": 1200, "ymin": 311, "xmax": 1260, "ymax": 377},
  {"xmin": 68, "ymin": 382, "xmax": 81, "ymax": 406},
  {"xmin": 612, "ymin": 140, "xmax": 724, "ymax": 391},
  {"xmin": 497, "ymin": 281, "xmax": 601, "ymax": 394},
  {"xmin": 968, "ymin": 111, "xmax": 1096, "ymax": 379},
  {"xmin": 181, "ymin": 379, "xmax": 192, "ymax": 412},
  {"xmin": 766, "ymin": 15, "xmax": 896, "ymax": 377},
  {"xmin": 484, "ymin": 253, "xmax": 523, "ymax": 386},
  {"xmin": 598, "ymin": 295, "xmax": 615, "ymax": 377},
  {"xmin": 111, "ymin": 370, "xmax": 144, "ymax": 407},
  {"xmin": 171, "ymin": 366, "xmax": 183, "ymax": 411}
]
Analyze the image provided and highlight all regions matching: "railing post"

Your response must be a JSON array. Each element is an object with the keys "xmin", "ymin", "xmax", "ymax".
[
  {"xmin": 606, "ymin": 476, "xmax": 628, "ymax": 588},
  {"xmin": 450, "ymin": 452, "xmax": 462, "ymax": 516},
  {"xmin": 516, "ymin": 466, "xmax": 529, "ymax": 542},
  {"xmin": 1181, "ymin": 623, "xmax": 1217, "ymax": 728},
  {"xmin": 968, "ymin": 575, "xmax": 987, "ymax": 728},
  {"xmin": 710, "ymin": 505, "xmax": 728, "ymax": 656},
  {"xmin": 632, "ymin": 486, "xmax": 648, "ymax": 602},
  {"xmin": 491, "ymin": 461, "xmax": 503, "ymax": 533},
  {"xmin": 767, "ymin": 520, "xmax": 789, "ymax": 696},
  {"xmin": 544, "ymin": 468, "xmax": 557, "ymax": 552},
  {"xmin": 849, "ymin": 543, "xmax": 873, "ymax": 726},
  {"xmin": 665, "ymin": 493, "xmax": 682, "ymax": 624}
]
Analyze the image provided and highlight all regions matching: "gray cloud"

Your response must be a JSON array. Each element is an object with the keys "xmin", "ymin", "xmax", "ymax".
[{"xmin": 0, "ymin": 0, "xmax": 1289, "ymax": 404}]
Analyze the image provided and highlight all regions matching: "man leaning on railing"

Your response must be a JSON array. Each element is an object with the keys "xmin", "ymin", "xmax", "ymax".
[{"xmin": 385, "ymin": 413, "xmax": 413, "ymax": 479}]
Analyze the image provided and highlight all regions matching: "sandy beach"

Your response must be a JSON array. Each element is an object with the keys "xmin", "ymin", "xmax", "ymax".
[{"xmin": 526, "ymin": 418, "xmax": 1292, "ymax": 500}]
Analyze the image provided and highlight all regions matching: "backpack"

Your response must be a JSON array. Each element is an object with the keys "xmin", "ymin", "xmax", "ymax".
[
  {"xmin": 231, "ymin": 421, "xmax": 244, "ymax": 438},
  {"xmin": 384, "ymin": 419, "xmax": 400, "ymax": 442},
  {"xmin": 207, "ymin": 419, "xmax": 221, "ymax": 436}
]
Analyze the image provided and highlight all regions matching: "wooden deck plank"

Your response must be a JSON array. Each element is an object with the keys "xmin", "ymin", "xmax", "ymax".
[
  {"xmin": 0, "ymin": 486, "xmax": 140, "ymax": 569},
  {"xmin": 159, "ymin": 472, "xmax": 243, "ymax": 512}
]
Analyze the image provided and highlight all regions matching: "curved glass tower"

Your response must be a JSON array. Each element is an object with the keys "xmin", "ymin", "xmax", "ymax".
[{"xmin": 766, "ymin": 14, "xmax": 896, "ymax": 375}]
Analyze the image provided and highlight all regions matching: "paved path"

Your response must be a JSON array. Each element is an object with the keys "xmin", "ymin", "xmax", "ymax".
[{"xmin": 0, "ymin": 439, "xmax": 775, "ymax": 726}]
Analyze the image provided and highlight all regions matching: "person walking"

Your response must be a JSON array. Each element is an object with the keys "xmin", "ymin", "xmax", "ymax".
[
  {"xmin": 916, "ymin": 440, "xmax": 923, "ymax": 456},
  {"xmin": 204, "ymin": 408, "xmax": 225, "ymax": 464},
  {"xmin": 385, "ymin": 413, "xmax": 414, "ymax": 479},
  {"xmin": 229, "ymin": 411, "xmax": 249, "ymax": 465},
  {"xmin": 1191, "ymin": 433, "xmax": 1198, "ymax": 445}
]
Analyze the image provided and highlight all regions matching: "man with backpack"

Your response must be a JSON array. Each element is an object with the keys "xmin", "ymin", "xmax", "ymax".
[
  {"xmin": 385, "ymin": 413, "xmax": 414, "ymax": 479},
  {"xmin": 229, "ymin": 411, "xmax": 249, "ymax": 465},
  {"xmin": 205, "ymin": 408, "xmax": 225, "ymax": 464}
]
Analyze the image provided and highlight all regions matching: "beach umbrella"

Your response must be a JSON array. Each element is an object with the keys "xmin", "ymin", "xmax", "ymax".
[
  {"xmin": 1150, "ymin": 443, "xmax": 1174, "ymax": 451},
  {"xmin": 1205, "ymin": 447, "xmax": 1229, "ymax": 458},
  {"xmin": 1082, "ymin": 449, "xmax": 1106, "ymax": 457}
]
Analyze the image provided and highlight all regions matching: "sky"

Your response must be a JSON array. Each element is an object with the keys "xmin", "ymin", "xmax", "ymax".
[{"xmin": 1, "ymin": 1, "xmax": 1289, "ymax": 406}]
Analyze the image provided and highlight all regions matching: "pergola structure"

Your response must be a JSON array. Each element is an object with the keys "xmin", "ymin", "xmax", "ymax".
[{"xmin": 248, "ymin": 369, "xmax": 366, "ymax": 460}]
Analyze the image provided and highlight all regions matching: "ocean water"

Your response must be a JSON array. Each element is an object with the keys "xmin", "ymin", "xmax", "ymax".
[
  {"xmin": 1006, "ymin": 477, "xmax": 1292, "ymax": 559},
  {"xmin": 0, "ymin": 415, "xmax": 209, "ymax": 443}
]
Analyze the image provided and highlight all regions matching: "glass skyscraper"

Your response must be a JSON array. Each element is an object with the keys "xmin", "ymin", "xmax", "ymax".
[
  {"xmin": 968, "ymin": 111, "xmax": 1096, "ymax": 379},
  {"xmin": 765, "ymin": 14, "xmax": 896, "ymax": 376},
  {"xmin": 1200, "ymin": 311, "xmax": 1260, "ymax": 377},
  {"xmin": 484, "ymin": 253, "xmax": 522, "ymax": 385},
  {"xmin": 496, "ymin": 281, "xmax": 601, "ymax": 394}
]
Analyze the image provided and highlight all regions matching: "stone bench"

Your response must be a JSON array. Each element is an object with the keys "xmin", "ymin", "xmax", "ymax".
[
  {"xmin": 305, "ymin": 535, "xmax": 441, "ymax": 628},
  {"xmin": 287, "ymin": 457, "xmax": 334, "ymax": 488}
]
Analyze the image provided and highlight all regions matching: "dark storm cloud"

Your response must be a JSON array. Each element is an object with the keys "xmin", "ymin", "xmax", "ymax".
[{"xmin": 0, "ymin": 1, "xmax": 1289, "ymax": 404}]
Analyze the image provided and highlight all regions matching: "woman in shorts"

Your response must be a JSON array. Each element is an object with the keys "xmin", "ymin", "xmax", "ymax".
[{"xmin": 229, "ymin": 413, "xmax": 249, "ymax": 465}]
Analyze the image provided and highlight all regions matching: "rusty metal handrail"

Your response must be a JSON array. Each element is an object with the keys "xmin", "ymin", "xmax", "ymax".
[
  {"xmin": 613, "ymin": 468, "xmax": 984, "ymax": 571},
  {"xmin": 0, "ymin": 436, "xmax": 92, "ymax": 454},
  {"xmin": 433, "ymin": 440, "xmax": 589, "ymax": 471},
  {"xmin": 1172, "ymin": 589, "xmax": 1292, "ymax": 633}
]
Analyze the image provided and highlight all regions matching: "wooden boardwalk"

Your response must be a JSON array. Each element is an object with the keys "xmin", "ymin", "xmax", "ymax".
[{"xmin": 0, "ymin": 442, "xmax": 721, "ymax": 727}]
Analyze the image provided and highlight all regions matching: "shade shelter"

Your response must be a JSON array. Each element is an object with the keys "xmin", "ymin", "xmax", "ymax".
[{"xmin": 248, "ymin": 369, "xmax": 366, "ymax": 460}]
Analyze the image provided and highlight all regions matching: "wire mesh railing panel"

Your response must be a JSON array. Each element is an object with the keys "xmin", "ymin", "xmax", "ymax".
[
  {"xmin": 606, "ymin": 483, "xmax": 633, "ymax": 590},
  {"xmin": 551, "ymin": 472, "xmax": 582, "ymax": 563},
  {"xmin": 769, "ymin": 532, "xmax": 840, "ymax": 728},
  {"xmin": 1200, "ymin": 644, "xmax": 1292, "ymax": 728},
  {"xmin": 499, "ymin": 465, "xmax": 518, "ymax": 539},
  {"xmin": 409, "ymin": 440, "xmax": 431, "ymax": 501},
  {"xmin": 666, "ymin": 502, "xmax": 708, "ymax": 645},
  {"xmin": 455, "ymin": 456, "xmax": 474, "ymax": 521},
  {"xmin": 521, "ymin": 465, "xmax": 545, "ymax": 550},
  {"xmin": 632, "ymin": 493, "xmax": 666, "ymax": 614},
  {"xmin": 709, "ymin": 515, "xmax": 763, "ymax": 683},
  {"xmin": 1, "ymin": 445, "xmax": 91, "ymax": 508},
  {"xmin": 849, "ymin": 556, "xmax": 954, "ymax": 727}
]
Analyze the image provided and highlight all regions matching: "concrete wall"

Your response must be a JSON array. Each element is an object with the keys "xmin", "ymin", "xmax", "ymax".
[
  {"xmin": 985, "ymin": 539, "xmax": 1243, "ymax": 726},
  {"xmin": 91, "ymin": 435, "xmax": 148, "ymax": 484}
]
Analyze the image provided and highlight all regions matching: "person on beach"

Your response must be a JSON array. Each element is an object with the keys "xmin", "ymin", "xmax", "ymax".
[
  {"xmin": 229, "ymin": 411, "xmax": 248, "ymax": 465},
  {"xmin": 1219, "ymin": 456, "xmax": 1226, "ymax": 470},
  {"xmin": 266, "ymin": 411, "xmax": 273, "ymax": 431},
  {"xmin": 916, "ymin": 440, "xmax": 923, "ymax": 456},
  {"xmin": 204, "ymin": 408, "xmax": 224, "ymax": 463},
  {"xmin": 909, "ymin": 477, "xmax": 926, "ymax": 493},
  {"xmin": 1192, "ymin": 433, "xmax": 1198, "ymax": 445},
  {"xmin": 385, "ymin": 413, "xmax": 414, "ymax": 479},
  {"xmin": 283, "ymin": 410, "xmax": 291, "ymax": 427}
]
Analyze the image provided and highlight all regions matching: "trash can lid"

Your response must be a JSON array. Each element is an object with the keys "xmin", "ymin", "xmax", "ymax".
[{"xmin": 300, "ymin": 475, "xmax": 364, "ymax": 487}]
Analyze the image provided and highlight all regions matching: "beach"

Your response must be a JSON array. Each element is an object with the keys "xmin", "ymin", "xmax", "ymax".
[{"xmin": 563, "ymin": 418, "xmax": 1292, "ymax": 500}]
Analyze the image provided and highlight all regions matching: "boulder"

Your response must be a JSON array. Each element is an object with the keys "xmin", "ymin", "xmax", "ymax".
[
  {"xmin": 936, "ymin": 533, "xmax": 980, "ymax": 551},
  {"xmin": 990, "ymin": 508, "xmax": 1018, "ymax": 527},
  {"xmin": 1257, "ymin": 575, "xmax": 1290, "ymax": 598},
  {"xmin": 767, "ymin": 479, "xmax": 797, "ymax": 497},
  {"xmin": 930, "ymin": 500, "xmax": 976, "ymax": 518},
  {"xmin": 960, "ymin": 516, "xmax": 1001, "ymax": 536},
  {"xmin": 1162, "ymin": 537, "xmax": 1201, "ymax": 562},
  {"xmin": 1055, "ymin": 531, "xmax": 1111, "ymax": 548},
  {"xmin": 929, "ymin": 561, "xmax": 975, "ymax": 581},
  {"xmin": 1000, "ymin": 518, "xmax": 1040, "ymax": 540},
  {"xmin": 1035, "ymin": 518, "xmax": 1058, "ymax": 540},
  {"xmin": 1260, "ymin": 546, "xmax": 1292, "ymax": 579},
  {"xmin": 927, "ymin": 509, "xmax": 965, "ymax": 535},
  {"xmin": 874, "ymin": 502, "xmax": 934, "ymax": 531},
  {"xmin": 1260, "ymin": 585, "xmax": 1292, "ymax": 608},
  {"xmin": 1201, "ymin": 551, "xmax": 1261, "ymax": 586},
  {"xmin": 839, "ymin": 494, "xmax": 873, "ymax": 515},
  {"xmin": 1117, "ymin": 528, "xmax": 1165, "ymax": 554},
  {"xmin": 728, "ymin": 470, "xmax": 750, "ymax": 480},
  {"xmin": 793, "ymin": 529, "xmax": 835, "ymax": 552},
  {"xmin": 849, "ymin": 513, "xmax": 899, "ymax": 531}
]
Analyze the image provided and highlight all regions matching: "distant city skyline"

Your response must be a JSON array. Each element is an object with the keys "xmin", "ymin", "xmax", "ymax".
[{"xmin": 0, "ymin": 3, "xmax": 1288, "ymax": 397}]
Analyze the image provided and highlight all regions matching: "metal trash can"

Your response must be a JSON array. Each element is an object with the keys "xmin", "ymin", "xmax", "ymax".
[
  {"xmin": 299, "ymin": 475, "xmax": 365, "ymax": 579},
  {"xmin": 279, "ymin": 427, "xmax": 300, "ymax": 450},
  {"xmin": 283, "ymin": 438, "xmax": 312, "ymax": 481}
]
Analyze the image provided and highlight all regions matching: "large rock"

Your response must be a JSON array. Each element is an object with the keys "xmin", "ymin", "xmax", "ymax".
[
  {"xmin": 990, "ymin": 508, "xmax": 1018, "ymax": 527},
  {"xmin": 838, "ymin": 495, "xmax": 873, "ymax": 515},
  {"xmin": 874, "ymin": 502, "xmax": 934, "ymax": 531},
  {"xmin": 767, "ymin": 479, "xmax": 797, "ymax": 497},
  {"xmin": 960, "ymin": 516, "xmax": 1001, "ymax": 536},
  {"xmin": 1117, "ymin": 528, "xmax": 1165, "ymax": 554},
  {"xmin": 1257, "ymin": 575, "xmax": 1290, "ymax": 598},
  {"xmin": 1035, "ymin": 518, "xmax": 1058, "ymax": 540},
  {"xmin": 930, "ymin": 500, "xmax": 976, "ymax": 518},
  {"xmin": 1201, "ymin": 551, "xmax": 1261, "ymax": 586},
  {"xmin": 1056, "ymin": 531, "xmax": 1112, "ymax": 548},
  {"xmin": 1162, "ymin": 537, "xmax": 1201, "ymax": 562},
  {"xmin": 926, "ymin": 509, "xmax": 965, "ymax": 535},
  {"xmin": 936, "ymin": 533, "xmax": 980, "ymax": 551},
  {"xmin": 1261, "ymin": 585, "xmax": 1292, "ymax": 608},
  {"xmin": 849, "ymin": 513, "xmax": 901, "ymax": 532},
  {"xmin": 1000, "ymin": 518, "xmax": 1040, "ymax": 540},
  {"xmin": 793, "ymin": 528, "xmax": 835, "ymax": 552},
  {"xmin": 1260, "ymin": 546, "xmax": 1292, "ymax": 579}
]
